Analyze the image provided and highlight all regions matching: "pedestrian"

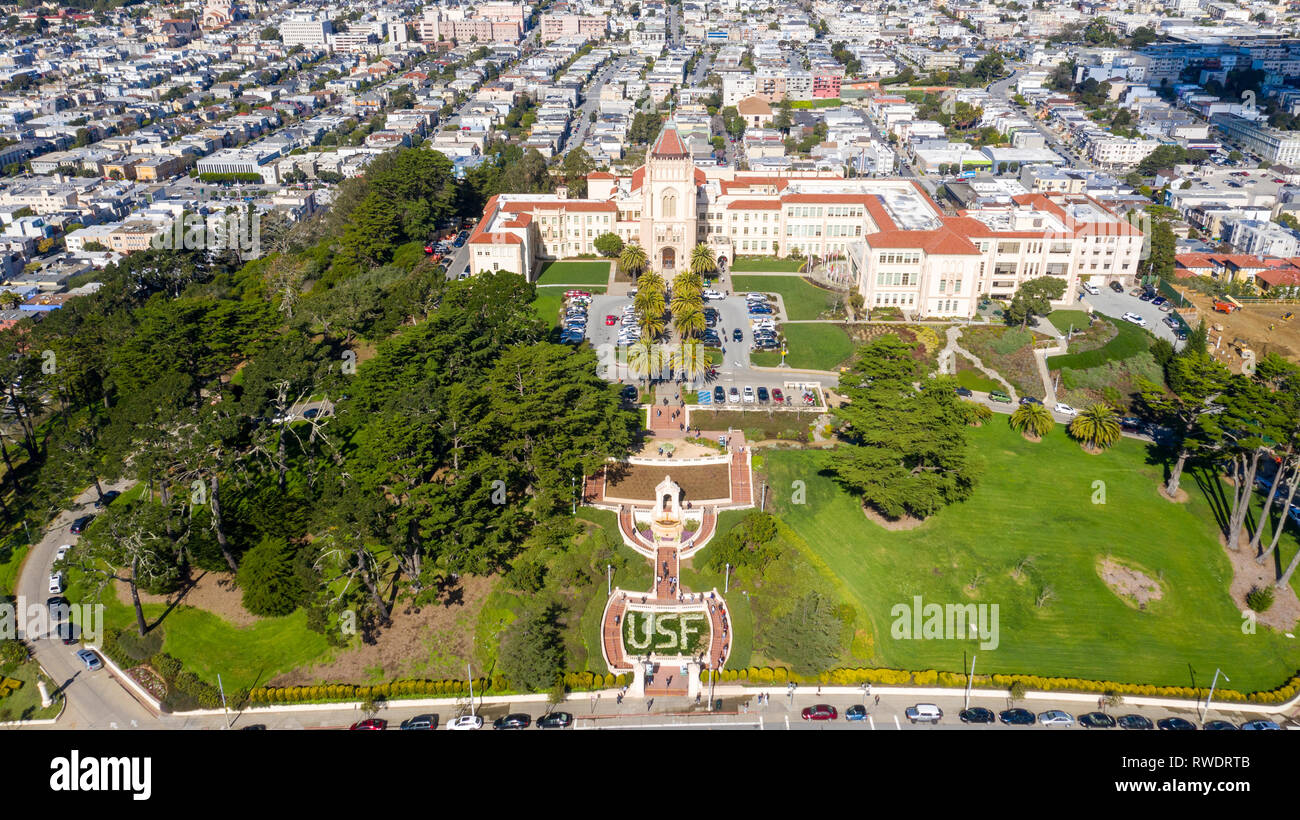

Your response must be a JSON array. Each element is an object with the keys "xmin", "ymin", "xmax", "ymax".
[
  {"xmin": 680, "ymin": 422, "xmax": 685, "ymax": 431},
  {"xmin": 874, "ymin": 694, "xmax": 880, "ymax": 707},
  {"xmin": 817, "ymin": 685, "xmax": 821, "ymax": 696},
  {"xmin": 648, "ymin": 698, "xmax": 654, "ymax": 712}
]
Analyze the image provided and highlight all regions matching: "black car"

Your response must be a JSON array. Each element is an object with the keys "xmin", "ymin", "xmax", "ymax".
[
  {"xmin": 732, "ymin": 328, "xmax": 743, "ymax": 342},
  {"xmin": 493, "ymin": 713, "xmax": 531, "ymax": 730},
  {"xmin": 756, "ymin": 386, "xmax": 769, "ymax": 403},
  {"xmin": 70, "ymin": 515, "xmax": 94, "ymax": 534},
  {"xmin": 1117, "ymin": 714, "xmax": 1154, "ymax": 730},
  {"xmin": 1109, "ymin": 281, "xmax": 1125, "ymax": 293},
  {"xmin": 399, "ymin": 714, "xmax": 438, "ymax": 730},
  {"xmin": 56, "ymin": 621, "xmax": 80, "ymax": 645},
  {"xmin": 1119, "ymin": 416, "xmax": 1143, "ymax": 431},
  {"xmin": 1203, "ymin": 720, "xmax": 1239, "ymax": 731},
  {"xmin": 621, "ymin": 384, "xmax": 639, "ymax": 404},
  {"xmin": 713, "ymin": 386, "xmax": 725, "ymax": 403},
  {"xmin": 1018, "ymin": 396, "xmax": 1042, "ymax": 406},
  {"xmin": 1079, "ymin": 712, "xmax": 1116, "ymax": 728},
  {"xmin": 93, "ymin": 490, "xmax": 120, "ymax": 510},
  {"xmin": 536, "ymin": 712, "xmax": 573, "ymax": 729},
  {"xmin": 954, "ymin": 386, "xmax": 973, "ymax": 397},
  {"xmin": 46, "ymin": 596, "xmax": 69, "ymax": 621},
  {"xmin": 1158, "ymin": 717, "xmax": 1197, "ymax": 731},
  {"xmin": 999, "ymin": 708, "xmax": 1036, "ymax": 725},
  {"xmin": 959, "ymin": 707, "xmax": 995, "ymax": 724}
]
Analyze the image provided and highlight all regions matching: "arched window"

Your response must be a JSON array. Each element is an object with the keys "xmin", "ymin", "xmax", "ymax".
[{"xmin": 662, "ymin": 190, "xmax": 677, "ymax": 219}]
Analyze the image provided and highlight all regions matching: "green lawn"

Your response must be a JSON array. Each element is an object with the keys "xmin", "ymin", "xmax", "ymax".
[
  {"xmin": 750, "ymin": 323, "xmax": 854, "ymax": 371},
  {"xmin": 1048, "ymin": 312, "xmax": 1152, "ymax": 370},
  {"xmin": 758, "ymin": 424, "xmax": 1300, "ymax": 693},
  {"xmin": 0, "ymin": 659, "xmax": 62, "ymax": 722},
  {"xmin": 1046, "ymin": 310, "xmax": 1092, "ymax": 336},
  {"xmin": 731, "ymin": 275, "xmax": 842, "ymax": 320},
  {"xmin": 955, "ymin": 368, "xmax": 1002, "ymax": 394},
  {"xmin": 535, "ymin": 260, "xmax": 613, "ymax": 285},
  {"xmin": 531, "ymin": 286, "xmax": 606, "ymax": 326},
  {"xmin": 729, "ymin": 257, "xmax": 804, "ymax": 272}
]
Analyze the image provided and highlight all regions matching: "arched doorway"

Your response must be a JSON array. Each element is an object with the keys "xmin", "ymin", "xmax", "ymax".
[{"xmin": 662, "ymin": 247, "xmax": 676, "ymax": 270}]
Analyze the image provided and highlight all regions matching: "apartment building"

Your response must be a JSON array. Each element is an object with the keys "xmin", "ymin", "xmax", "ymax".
[
  {"xmin": 540, "ymin": 14, "xmax": 606, "ymax": 41},
  {"xmin": 280, "ymin": 14, "xmax": 334, "ymax": 48},
  {"xmin": 1213, "ymin": 114, "xmax": 1300, "ymax": 165}
]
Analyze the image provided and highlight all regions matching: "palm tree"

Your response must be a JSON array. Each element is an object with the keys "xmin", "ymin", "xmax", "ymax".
[
  {"xmin": 959, "ymin": 400, "xmax": 993, "ymax": 427},
  {"xmin": 625, "ymin": 339, "xmax": 664, "ymax": 387},
  {"xmin": 673, "ymin": 303, "xmax": 707, "ymax": 339},
  {"xmin": 1068, "ymin": 404, "xmax": 1122, "ymax": 452},
  {"xmin": 673, "ymin": 340, "xmax": 710, "ymax": 387},
  {"xmin": 1009, "ymin": 402, "xmax": 1053, "ymax": 440},
  {"xmin": 620, "ymin": 244, "xmax": 648, "ymax": 279},
  {"xmin": 672, "ymin": 270, "xmax": 703, "ymax": 297},
  {"xmin": 639, "ymin": 305, "xmax": 667, "ymax": 341},
  {"xmin": 689, "ymin": 243, "xmax": 717, "ymax": 277}
]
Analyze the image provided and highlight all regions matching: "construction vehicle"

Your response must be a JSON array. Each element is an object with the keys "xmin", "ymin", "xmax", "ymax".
[{"xmin": 1212, "ymin": 295, "xmax": 1241, "ymax": 314}]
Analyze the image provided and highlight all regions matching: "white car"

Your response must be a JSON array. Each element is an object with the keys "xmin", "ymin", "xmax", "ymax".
[
  {"xmin": 1038, "ymin": 710, "xmax": 1075, "ymax": 727},
  {"xmin": 447, "ymin": 714, "xmax": 483, "ymax": 730},
  {"xmin": 702, "ymin": 289, "xmax": 723, "ymax": 300},
  {"xmin": 742, "ymin": 386, "xmax": 755, "ymax": 404},
  {"xmin": 1052, "ymin": 403, "xmax": 1077, "ymax": 416},
  {"xmin": 727, "ymin": 387, "xmax": 740, "ymax": 404},
  {"xmin": 49, "ymin": 571, "xmax": 64, "ymax": 594},
  {"xmin": 54, "ymin": 544, "xmax": 72, "ymax": 562},
  {"xmin": 1122, "ymin": 312, "xmax": 1147, "ymax": 327}
]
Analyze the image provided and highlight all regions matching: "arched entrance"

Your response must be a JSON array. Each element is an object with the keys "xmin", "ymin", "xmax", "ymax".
[{"xmin": 662, "ymin": 247, "xmax": 676, "ymax": 270}]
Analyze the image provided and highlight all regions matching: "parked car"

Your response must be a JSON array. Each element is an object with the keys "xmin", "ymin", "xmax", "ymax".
[
  {"xmin": 537, "ymin": 712, "xmax": 573, "ymax": 729},
  {"xmin": 800, "ymin": 704, "xmax": 838, "ymax": 721},
  {"xmin": 999, "ymin": 708, "xmax": 1036, "ymax": 725},
  {"xmin": 742, "ymin": 386, "xmax": 755, "ymax": 404},
  {"xmin": 1082, "ymin": 282, "xmax": 1100, "ymax": 295},
  {"xmin": 1117, "ymin": 714, "xmax": 1154, "ymax": 730},
  {"xmin": 56, "ymin": 621, "xmax": 80, "ymax": 645},
  {"xmin": 989, "ymin": 390, "xmax": 1012, "ymax": 403},
  {"xmin": 732, "ymin": 328, "xmax": 743, "ymax": 342},
  {"xmin": 1109, "ymin": 281, "xmax": 1125, "ymax": 293},
  {"xmin": 959, "ymin": 707, "xmax": 995, "ymax": 724},
  {"xmin": 70, "ymin": 516, "xmax": 93, "ymax": 535},
  {"xmin": 713, "ymin": 386, "xmax": 726, "ymax": 403},
  {"xmin": 905, "ymin": 704, "xmax": 943, "ymax": 724},
  {"xmin": 1138, "ymin": 292, "xmax": 1154, "ymax": 302},
  {"xmin": 492, "ymin": 713, "xmax": 532, "ymax": 730},
  {"xmin": 76, "ymin": 648, "xmax": 103, "ymax": 671},
  {"xmin": 1240, "ymin": 720, "xmax": 1282, "ymax": 730},
  {"xmin": 1079, "ymin": 712, "xmax": 1116, "ymax": 728},
  {"xmin": 772, "ymin": 388, "xmax": 785, "ymax": 403},
  {"xmin": 399, "ymin": 715, "xmax": 438, "ymax": 730},
  {"xmin": 1119, "ymin": 416, "xmax": 1144, "ymax": 432},
  {"xmin": 954, "ymin": 386, "xmax": 973, "ymax": 397},
  {"xmin": 845, "ymin": 705, "xmax": 869, "ymax": 721},
  {"xmin": 447, "ymin": 714, "xmax": 483, "ymax": 730},
  {"xmin": 1122, "ymin": 312, "xmax": 1147, "ymax": 327},
  {"xmin": 1157, "ymin": 717, "xmax": 1197, "ymax": 731},
  {"xmin": 48, "ymin": 572, "xmax": 64, "ymax": 594},
  {"xmin": 54, "ymin": 544, "xmax": 72, "ymax": 562},
  {"xmin": 1203, "ymin": 720, "xmax": 1239, "ymax": 731},
  {"xmin": 94, "ymin": 490, "xmax": 121, "ymax": 510},
  {"xmin": 1019, "ymin": 396, "xmax": 1042, "ymax": 406},
  {"xmin": 756, "ymin": 386, "xmax": 769, "ymax": 403},
  {"xmin": 1151, "ymin": 296, "xmax": 1167, "ymax": 307},
  {"xmin": 1038, "ymin": 710, "xmax": 1075, "ymax": 727},
  {"xmin": 1052, "ymin": 402, "xmax": 1077, "ymax": 416},
  {"xmin": 605, "ymin": 315, "xmax": 618, "ymax": 326},
  {"xmin": 728, "ymin": 387, "xmax": 740, "ymax": 404},
  {"xmin": 349, "ymin": 718, "xmax": 387, "ymax": 730}
]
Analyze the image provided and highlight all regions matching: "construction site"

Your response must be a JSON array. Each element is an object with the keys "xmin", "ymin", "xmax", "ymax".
[{"xmin": 1174, "ymin": 287, "xmax": 1300, "ymax": 370}]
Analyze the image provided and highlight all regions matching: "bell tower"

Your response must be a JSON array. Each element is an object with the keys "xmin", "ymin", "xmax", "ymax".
[{"xmin": 642, "ymin": 127, "xmax": 696, "ymax": 273}]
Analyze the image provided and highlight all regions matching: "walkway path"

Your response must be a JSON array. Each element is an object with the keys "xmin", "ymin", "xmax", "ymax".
[{"xmin": 938, "ymin": 326, "xmax": 1017, "ymax": 400}]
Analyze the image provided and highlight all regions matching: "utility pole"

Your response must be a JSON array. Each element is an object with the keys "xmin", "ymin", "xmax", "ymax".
[
  {"xmin": 1202, "ymin": 667, "xmax": 1228, "ymax": 724},
  {"xmin": 467, "ymin": 664, "xmax": 476, "ymax": 716},
  {"xmin": 217, "ymin": 673, "xmax": 230, "ymax": 729},
  {"xmin": 724, "ymin": 562, "xmax": 730, "ymax": 593},
  {"xmin": 607, "ymin": 564, "xmax": 613, "ymax": 597}
]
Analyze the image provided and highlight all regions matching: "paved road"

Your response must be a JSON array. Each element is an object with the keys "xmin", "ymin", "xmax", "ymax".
[
  {"xmin": 1082, "ymin": 289, "xmax": 1186, "ymax": 348},
  {"xmin": 987, "ymin": 69, "xmax": 1094, "ymax": 171},
  {"xmin": 17, "ymin": 480, "xmax": 157, "ymax": 730}
]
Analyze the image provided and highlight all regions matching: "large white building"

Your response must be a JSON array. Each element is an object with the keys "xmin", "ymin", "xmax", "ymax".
[
  {"xmin": 465, "ymin": 128, "xmax": 1143, "ymax": 319},
  {"xmin": 279, "ymin": 14, "xmax": 334, "ymax": 48}
]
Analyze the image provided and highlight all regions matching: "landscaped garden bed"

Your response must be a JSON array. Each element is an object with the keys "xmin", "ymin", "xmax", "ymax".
[{"xmin": 622, "ymin": 610, "xmax": 710, "ymax": 656}]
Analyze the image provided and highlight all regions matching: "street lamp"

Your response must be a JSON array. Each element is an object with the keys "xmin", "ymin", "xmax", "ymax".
[
  {"xmin": 1202, "ymin": 668, "xmax": 1229, "ymax": 725},
  {"xmin": 607, "ymin": 564, "xmax": 613, "ymax": 597},
  {"xmin": 724, "ymin": 562, "xmax": 730, "ymax": 594}
]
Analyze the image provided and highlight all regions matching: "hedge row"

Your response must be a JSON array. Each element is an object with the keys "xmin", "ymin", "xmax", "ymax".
[
  {"xmin": 699, "ymin": 666, "xmax": 1300, "ymax": 705},
  {"xmin": 248, "ymin": 672, "xmax": 633, "ymax": 706}
]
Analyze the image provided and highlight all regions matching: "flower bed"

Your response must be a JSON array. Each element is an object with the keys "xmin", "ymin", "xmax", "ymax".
[{"xmin": 622, "ymin": 610, "xmax": 709, "ymax": 656}]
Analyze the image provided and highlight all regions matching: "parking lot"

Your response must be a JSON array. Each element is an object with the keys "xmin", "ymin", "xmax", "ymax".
[
  {"xmin": 1080, "ymin": 286, "xmax": 1186, "ymax": 347},
  {"xmin": 580, "ymin": 290, "xmax": 822, "ymax": 406}
]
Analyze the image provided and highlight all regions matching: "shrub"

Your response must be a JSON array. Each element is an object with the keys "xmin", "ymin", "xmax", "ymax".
[
  {"xmin": 238, "ymin": 535, "xmax": 303, "ymax": 617},
  {"xmin": 1246, "ymin": 585, "xmax": 1274, "ymax": 613}
]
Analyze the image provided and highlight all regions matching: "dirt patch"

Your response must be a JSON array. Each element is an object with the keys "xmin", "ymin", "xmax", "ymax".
[
  {"xmin": 1219, "ymin": 533, "xmax": 1300, "ymax": 633},
  {"xmin": 1178, "ymin": 287, "xmax": 1300, "ymax": 365},
  {"xmin": 114, "ymin": 571, "xmax": 258, "ymax": 627},
  {"xmin": 1096, "ymin": 556, "xmax": 1165, "ymax": 610},
  {"xmin": 605, "ymin": 461, "xmax": 732, "ymax": 503},
  {"xmin": 862, "ymin": 505, "xmax": 925, "ymax": 531},
  {"xmin": 1159, "ymin": 485, "xmax": 1190, "ymax": 503},
  {"xmin": 268, "ymin": 574, "xmax": 495, "ymax": 686},
  {"xmin": 635, "ymin": 438, "xmax": 723, "ymax": 458}
]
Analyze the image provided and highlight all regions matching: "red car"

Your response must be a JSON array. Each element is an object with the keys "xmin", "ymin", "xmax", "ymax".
[
  {"xmin": 772, "ymin": 388, "xmax": 785, "ymax": 404},
  {"xmin": 349, "ymin": 718, "xmax": 387, "ymax": 730},
  {"xmin": 605, "ymin": 314, "xmax": 617, "ymax": 325},
  {"xmin": 801, "ymin": 704, "xmax": 838, "ymax": 721},
  {"xmin": 564, "ymin": 290, "xmax": 591, "ymax": 299}
]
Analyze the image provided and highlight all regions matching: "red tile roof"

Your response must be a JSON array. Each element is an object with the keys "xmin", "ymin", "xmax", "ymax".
[
  {"xmin": 651, "ymin": 127, "xmax": 688, "ymax": 157},
  {"xmin": 864, "ymin": 227, "xmax": 980, "ymax": 255}
]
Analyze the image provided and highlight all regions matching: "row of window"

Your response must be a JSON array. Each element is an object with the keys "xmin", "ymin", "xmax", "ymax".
[
  {"xmin": 874, "ymin": 292, "xmax": 916, "ymax": 306},
  {"xmin": 878, "ymin": 252, "xmax": 920, "ymax": 265}
]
